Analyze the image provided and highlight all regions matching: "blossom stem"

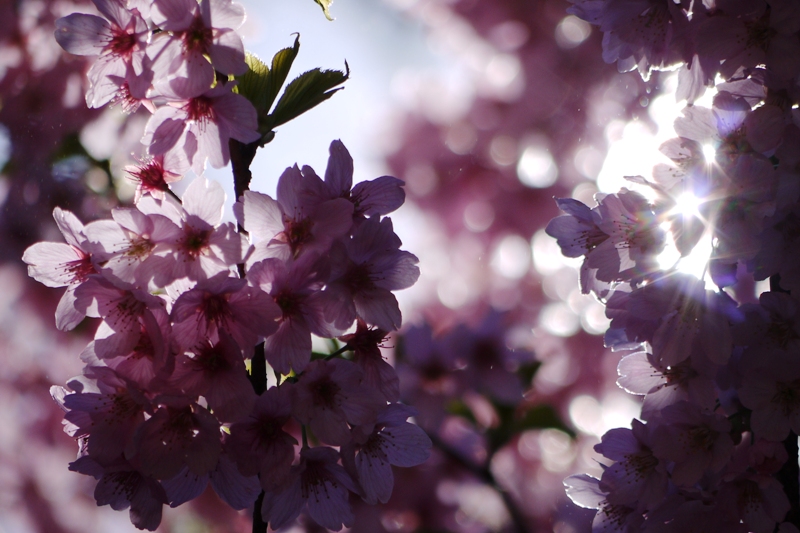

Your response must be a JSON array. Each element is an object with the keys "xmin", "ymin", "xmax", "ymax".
[
  {"xmin": 230, "ymin": 137, "xmax": 268, "ymax": 533},
  {"xmin": 426, "ymin": 431, "xmax": 528, "ymax": 532},
  {"xmin": 165, "ymin": 187, "xmax": 181, "ymax": 203},
  {"xmin": 229, "ymin": 138, "xmax": 260, "ymax": 202},
  {"xmin": 778, "ymin": 432, "xmax": 800, "ymax": 528},
  {"xmin": 247, "ymin": 342, "xmax": 267, "ymax": 395},
  {"xmin": 324, "ymin": 344, "xmax": 351, "ymax": 360},
  {"xmin": 252, "ymin": 493, "xmax": 267, "ymax": 533}
]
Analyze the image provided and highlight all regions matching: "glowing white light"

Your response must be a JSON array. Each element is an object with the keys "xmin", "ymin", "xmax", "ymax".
[
  {"xmin": 539, "ymin": 302, "xmax": 580, "ymax": 337},
  {"xmin": 517, "ymin": 144, "xmax": 557, "ymax": 188},
  {"xmin": 676, "ymin": 230, "xmax": 714, "ymax": 281},
  {"xmin": 491, "ymin": 234, "xmax": 531, "ymax": 279},
  {"xmin": 702, "ymin": 143, "xmax": 716, "ymax": 163},
  {"xmin": 674, "ymin": 192, "xmax": 703, "ymax": 217},
  {"xmin": 463, "ymin": 201, "xmax": 494, "ymax": 232},
  {"xmin": 555, "ymin": 16, "xmax": 591, "ymax": 49}
]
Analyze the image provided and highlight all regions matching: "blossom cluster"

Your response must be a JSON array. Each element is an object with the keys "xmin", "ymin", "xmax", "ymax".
[
  {"xmin": 54, "ymin": 0, "xmax": 261, "ymax": 180},
  {"xmin": 21, "ymin": 0, "xmax": 431, "ymax": 530},
  {"xmin": 553, "ymin": 1, "xmax": 800, "ymax": 531},
  {"xmin": 24, "ymin": 141, "xmax": 428, "ymax": 530}
]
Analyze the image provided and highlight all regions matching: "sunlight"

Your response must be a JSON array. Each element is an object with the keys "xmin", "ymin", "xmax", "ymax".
[
  {"xmin": 673, "ymin": 191, "xmax": 703, "ymax": 218},
  {"xmin": 702, "ymin": 143, "xmax": 716, "ymax": 163}
]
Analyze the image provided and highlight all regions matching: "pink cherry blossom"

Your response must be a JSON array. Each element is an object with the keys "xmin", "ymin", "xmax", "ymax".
[
  {"xmin": 142, "ymin": 82, "xmax": 260, "ymax": 175},
  {"xmin": 53, "ymin": 367, "xmax": 150, "ymax": 465},
  {"xmin": 320, "ymin": 216, "xmax": 419, "ymax": 332},
  {"xmin": 227, "ymin": 386, "xmax": 297, "ymax": 491},
  {"xmin": 54, "ymin": 0, "xmax": 151, "ymax": 109},
  {"xmin": 304, "ymin": 139, "xmax": 406, "ymax": 220},
  {"xmin": 169, "ymin": 271, "xmax": 280, "ymax": 353},
  {"xmin": 22, "ymin": 207, "xmax": 101, "ymax": 330},
  {"xmin": 260, "ymin": 446, "xmax": 358, "ymax": 531},
  {"xmin": 128, "ymin": 399, "xmax": 221, "ymax": 480},
  {"xmin": 149, "ymin": 0, "xmax": 248, "ymax": 98},
  {"xmin": 341, "ymin": 403, "xmax": 431, "ymax": 505},
  {"xmin": 138, "ymin": 177, "xmax": 244, "ymax": 281},
  {"xmin": 650, "ymin": 401, "xmax": 734, "ymax": 487},
  {"xmin": 247, "ymin": 255, "xmax": 337, "ymax": 374},
  {"xmin": 235, "ymin": 169, "xmax": 354, "ymax": 265},
  {"xmin": 594, "ymin": 420, "xmax": 668, "ymax": 509},
  {"xmin": 70, "ymin": 455, "xmax": 167, "ymax": 531},
  {"xmin": 125, "ymin": 153, "xmax": 187, "ymax": 203},
  {"xmin": 85, "ymin": 206, "xmax": 181, "ymax": 288},
  {"xmin": 563, "ymin": 474, "xmax": 645, "ymax": 532},
  {"xmin": 339, "ymin": 319, "xmax": 399, "ymax": 403},
  {"xmin": 170, "ymin": 332, "xmax": 256, "ymax": 423},
  {"xmin": 291, "ymin": 358, "xmax": 384, "ymax": 446}
]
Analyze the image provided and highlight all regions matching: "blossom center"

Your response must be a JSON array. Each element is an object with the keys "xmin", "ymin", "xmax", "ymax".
[
  {"xmin": 65, "ymin": 255, "xmax": 96, "ymax": 283},
  {"xmin": 185, "ymin": 96, "xmax": 214, "ymax": 124},
  {"xmin": 772, "ymin": 380, "xmax": 800, "ymax": 415},
  {"xmin": 129, "ymin": 160, "xmax": 168, "ymax": 191},
  {"xmin": 311, "ymin": 378, "xmax": 341, "ymax": 409},
  {"xmin": 183, "ymin": 16, "xmax": 213, "ymax": 55},
  {"xmin": 108, "ymin": 27, "xmax": 138, "ymax": 58},
  {"xmin": 181, "ymin": 226, "xmax": 211, "ymax": 258}
]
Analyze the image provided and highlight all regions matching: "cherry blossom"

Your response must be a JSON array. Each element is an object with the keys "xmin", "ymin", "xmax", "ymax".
[{"xmin": 260, "ymin": 446, "xmax": 358, "ymax": 531}]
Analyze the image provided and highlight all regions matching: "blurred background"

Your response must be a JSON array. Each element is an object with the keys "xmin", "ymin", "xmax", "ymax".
[{"xmin": 0, "ymin": 0, "xmax": 681, "ymax": 531}]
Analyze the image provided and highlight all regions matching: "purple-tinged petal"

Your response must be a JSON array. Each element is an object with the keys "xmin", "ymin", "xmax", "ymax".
[
  {"xmin": 54, "ymin": 207, "xmax": 89, "ymax": 249},
  {"xmin": 356, "ymin": 449, "xmax": 393, "ymax": 505},
  {"xmin": 264, "ymin": 317, "xmax": 312, "ymax": 375},
  {"xmin": 143, "ymin": 106, "xmax": 186, "ymax": 155},
  {"xmin": 354, "ymin": 287, "xmax": 402, "ymax": 331},
  {"xmin": 261, "ymin": 476, "xmax": 304, "ymax": 530},
  {"xmin": 161, "ymin": 468, "xmax": 208, "ymax": 507},
  {"xmin": 351, "ymin": 176, "xmax": 406, "ymax": 217},
  {"xmin": 55, "ymin": 13, "xmax": 110, "ymax": 55},
  {"xmin": 23, "ymin": 242, "xmax": 85, "ymax": 287},
  {"xmin": 380, "ymin": 424, "xmax": 431, "ymax": 467},
  {"xmin": 210, "ymin": 454, "xmax": 261, "ymax": 510},
  {"xmin": 238, "ymin": 191, "xmax": 283, "ymax": 243},
  {"xmin": 206, "ymin": 0, "xmax": 245, "ymax": 29},
  {"xmin": 324, "ymin": 140, "xmax": 354, "ymax": 196},
  {"xmin": 150, "ymin": 0, "xmax": 196, "ymax": 30},
  {"xmin": 56, "ymin": 287, "xmax": 85, "ymax": 331},
  {"xmin": 182, "ymin": 176, "xmax": 225, "ymax": 226},
  {"xmin": 563, "ymin": 474, "xmax": 604, "ymax": 510},
  {"xmin": 209, "ymin": 29, "xmax": 246, "ymax": 75}
]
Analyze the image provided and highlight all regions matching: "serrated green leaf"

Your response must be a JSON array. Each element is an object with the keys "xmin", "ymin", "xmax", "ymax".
[
  {"xmin": 235, "ymin": 53, "xmax": 269, "ymax": 109},
  {"xmin": 236, "ymin": 35, "xmax": 300, "ymax": 118},
  {"xmin": 263, "ymin": 35, "xmax": 301, "ymax": 113},
  {"xmin": 267, "ymin": 63, "xmax": 349, "ymax": 129},
  {"xmin": 314, "ymin": 0, "xmax": 334, "ymax": 20}
]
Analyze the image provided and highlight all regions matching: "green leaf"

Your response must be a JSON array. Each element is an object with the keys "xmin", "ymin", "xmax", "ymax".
[
  {"xmin": 487, "ymin": 403, "xmax": 574, "ymax": 453},
  {"xmin": 236, "ymin": 35, "xmax": 300, "ymax": 118},
  {"xmin": 513, "ymin": 405, "xmax": 575, "ymax": 438},
  {"xmin": 517, "ymin": 361, "xmax": 542, "ymax": 385},
  {"xmin": 313, "ymin": 0, "xmax": 334, "ymax": 20},
  {"xmin": 266, "ymin": 63, "xmax": 349, "ymax": 129},
  {"xmin": 445, "ymin": 399, "xmax": 477, "ymax": 425},
  {"xmin": 263, "ymin": 35, "xmax": 301, "ymax": 113}
]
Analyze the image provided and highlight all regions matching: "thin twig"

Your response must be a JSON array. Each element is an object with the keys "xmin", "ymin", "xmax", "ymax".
[{"xmin": 427, "ymin": 431, "xmax": 529, "ymax": 533}]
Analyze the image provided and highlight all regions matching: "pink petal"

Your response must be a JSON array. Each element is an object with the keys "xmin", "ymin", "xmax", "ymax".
[
  {"xmin": 356, "ymin": 449, "xmax": 393, "ymax": 504},
  {"xmin": 55, "ymin": 13, "xmax": 110, "ymax": 55},
  {"xmin": 143, "ymin": 106, "xmax": 186, "ymax": 155},
  {"xmin": 209, "ymin": 29, "xmax": 246, "ymax": 75}
]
